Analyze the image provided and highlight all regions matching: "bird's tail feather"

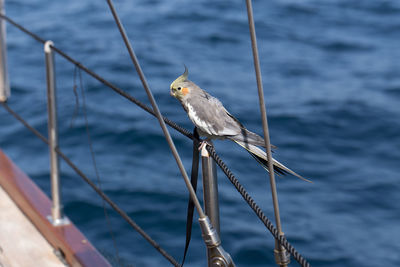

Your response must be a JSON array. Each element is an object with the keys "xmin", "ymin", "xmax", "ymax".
[
  {"xmin": 228, "ymin": 129, "xmax": 277, "ymax": 149},
  {"xmin": 233, "ymin": 140, "xmax": 312, "ymax": 183}
]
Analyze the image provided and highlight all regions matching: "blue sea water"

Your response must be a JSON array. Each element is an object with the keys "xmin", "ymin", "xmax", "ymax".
[{"xmin": 1, "ymin": 0, "xmax": 400, "ymax": 266}]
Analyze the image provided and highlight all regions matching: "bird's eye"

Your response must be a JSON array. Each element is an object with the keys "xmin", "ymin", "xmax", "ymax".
[{"xmin": 177, "ymin": 87, "xmax": 182, "ymax": 90}]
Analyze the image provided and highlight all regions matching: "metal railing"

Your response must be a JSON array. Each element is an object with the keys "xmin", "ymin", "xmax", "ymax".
[
  {"xmin": 44, "ymin": 40, "xmax": 70, "ymax": 226},
  {"xmin": 0, "ymin": 1, "xmax": 311, "ymax": 266},
  {"xmin": 0, "ymin": 0, "xmax": 9, "ymax": 102}
]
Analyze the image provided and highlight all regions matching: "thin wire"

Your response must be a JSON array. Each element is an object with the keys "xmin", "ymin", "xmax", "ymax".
[
  {"xmin": 245, "ymin": 0, "xmax": 287, "ymax": 264},
  {"xmin": 76, "ymin": 68, "xmax": 122, "ymax": 266},
  {"xmin": 69, "ymin": 67, "xmax": 80, "ymax": 128},
  {"xmin": 0, "ymin": 102, "xmax": 181, "ymax": 267},
  {"xmin": 105, "ymin": 0, "xmax": 205, "ymax": 219}
]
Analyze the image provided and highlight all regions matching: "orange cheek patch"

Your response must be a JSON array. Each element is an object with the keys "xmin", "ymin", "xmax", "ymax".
[{"xmin": 182, "ymin": 87, "xmax": 189, "ymax": 95}]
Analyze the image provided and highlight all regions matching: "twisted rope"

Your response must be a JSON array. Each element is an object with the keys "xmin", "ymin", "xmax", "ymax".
[{"xmin": 207, "ymin": 146, "xmax": 310, "ymax": 267}]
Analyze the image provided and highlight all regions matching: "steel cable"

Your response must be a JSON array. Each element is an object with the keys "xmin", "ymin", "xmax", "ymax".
[
  {"xmin": 0, "ymin": 13, "xmax": 310, "ymax": 266},
  {"xmin": 245, "ymin": 0, "xmax": 289, "ymax": 265}
]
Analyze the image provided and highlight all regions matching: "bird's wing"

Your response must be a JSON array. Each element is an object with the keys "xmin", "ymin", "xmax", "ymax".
[
  {"xmin": 234, "ymin": 140, "xmax": 312, "ymax": 183},
  {"xmin": 186, "ymin": 89, "xmax": 276, "ymax": 150},
  {"xmin": 186, "ymin": 92, "xmax": 242, "ymax": 137},
  {"xmin": 225, "ymin": 112, "xmax": 277, "ymax": 149}
]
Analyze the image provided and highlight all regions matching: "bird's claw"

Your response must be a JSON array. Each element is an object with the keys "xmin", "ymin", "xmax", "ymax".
[{"xmin": 198, "ymin": 140, "xmax": 212, "ymax": 152}]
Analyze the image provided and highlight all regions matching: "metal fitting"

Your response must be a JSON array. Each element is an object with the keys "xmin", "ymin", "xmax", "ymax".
[
  {"xmin": 274, "ymin": 245, "xmax": 290, "ymax": 266},
  {"xmin": 199, "ymin": 216, "xmax": 235, "ymax": 267},
  {"xmin": 47, "ymin": 215, "xmax": 70, "ymax": 227},
  {"xmin": 199, "ymin": 216, "xmax": 221, "ymax": 248},
  {"xmin": 209, "ymin": 246, "xmax": 235, "ymax": 267}
]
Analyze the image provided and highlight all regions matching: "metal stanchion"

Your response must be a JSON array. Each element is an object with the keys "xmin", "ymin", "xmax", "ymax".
[
  {"xmin": 201, "ymin": 143, "xmax": 220, "ymax": 235},
  {"xmin": 201, "ymin": 144, "xmax": 234, "ymax": 267},
  {"xmin": 0, "ymin": 0, "xmax": 10, "ymax": 102},
  {"xmin": 201, "ymin": 144, "xmax": 228, "ymax": 267},
  {"xmin": 44, "ymin": 40, "xmax": 69, "ymax": 226}
]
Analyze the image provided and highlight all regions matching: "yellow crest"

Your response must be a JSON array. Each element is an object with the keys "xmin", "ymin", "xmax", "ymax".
[{"xmin": 170, "ymin": 66, "xmax": 188, "ymax": 89}]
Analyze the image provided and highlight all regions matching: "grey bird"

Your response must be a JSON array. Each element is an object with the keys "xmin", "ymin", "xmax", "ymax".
[{"xmin": 170, "ymin": 67, "xmax": 310, "ymax": 182}]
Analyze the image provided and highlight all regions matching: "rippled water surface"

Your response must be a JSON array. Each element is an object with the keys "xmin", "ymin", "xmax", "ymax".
[{"xmin": 1, "ymin": 0, "xmax": 400, "ymax": 266}]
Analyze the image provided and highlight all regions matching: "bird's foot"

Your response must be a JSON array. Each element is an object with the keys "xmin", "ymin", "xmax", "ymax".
[{"xmin": 198, "ymin": 140, "xmax": 212, "ymax": 152}]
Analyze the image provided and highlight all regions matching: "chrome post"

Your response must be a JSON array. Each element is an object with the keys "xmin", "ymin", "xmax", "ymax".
[
  {"xmin": 0, "ymin": 0, "xmax": 10, "ymax": 102},
  {"xmin": 200, "ymin": 144, "xmax": 235, "ymax": 267},
  {"xmin": 44, "ymin": 40, "xmax": 69, "ymax": 226},
  {"xmin": 201, "ymin": 142, "xmax": 220, "ymax": 235}
]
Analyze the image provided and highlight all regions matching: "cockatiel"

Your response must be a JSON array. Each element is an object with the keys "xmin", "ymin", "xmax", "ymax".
[{"xmin": 170, "ymin": 67, "xmax": 310, "ymax": 182}]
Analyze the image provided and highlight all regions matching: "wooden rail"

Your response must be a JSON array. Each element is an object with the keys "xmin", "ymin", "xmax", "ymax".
[{"xmin": 0, "ymin": 149, "xmax": 111, "ymax": 267}]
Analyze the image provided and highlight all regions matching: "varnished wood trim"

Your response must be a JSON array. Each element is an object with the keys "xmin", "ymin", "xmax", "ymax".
[{"xmin": 0, "ymin": 150, "xmax": 111, "ymax": 267}]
